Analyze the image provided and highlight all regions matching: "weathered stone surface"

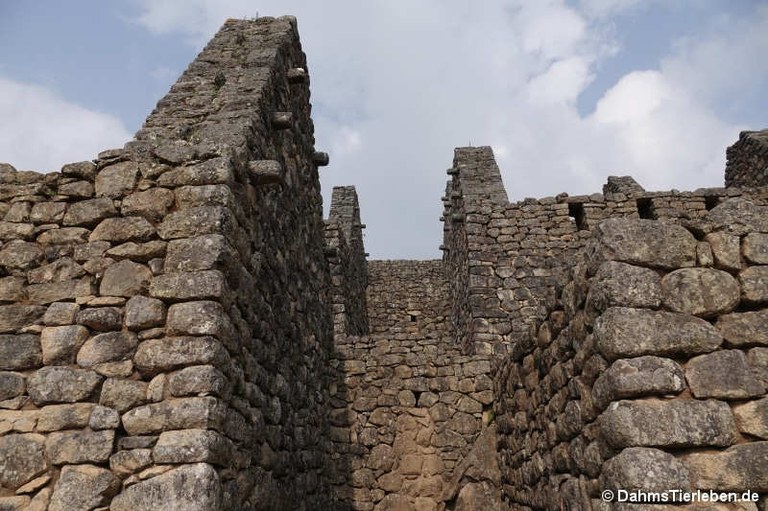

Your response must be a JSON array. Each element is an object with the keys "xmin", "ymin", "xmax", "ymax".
[
  {"xmin": 173, "ymin": 184, "xmax": 236, "ymax": 210},
  {"xmin": 48, "ymin": 464, "xmax": 120, "ymax": 511},
  {"xmin": 740, "ymin": 266, "xmax": 768, "ymax": 305},
  {"xmin": 0, "ymin": 276, "xmax": 26, "ymax": 302},
  {"xmin": 661, "ymin": 268, "xmax": 740, "ymax": 317},
  {"xmin": 0, "ymin": 241, "xmax": 43, "ymax": 270},
  {"xmin": 157, "ymin": 206, "xmax": 235, "ymax": 240},
  {"xmin": 61, "ymin": 160, "xmax": 97, "ymax": 180},
  {"xmin": 454, "ymin": 482, "xmax": 498, "ymax": 511},
  {"xmin": 62, "ymin": 198, "xmax": 117, "ymax": 226},
  {"xmin": 57, "ymin": 180, "xmax": 93, "ymax": 198},
  {"xmin": 595, "ymin": 307, "xmax": 722, "ymax": 360},
  {"xmin": 121, "ymin": 187, "xmax": 175, "ymax": 222},
  {"xmin": 42, "ymin": 302, "xmax": 80, "ymax": 326},
  {"xmin": 716, "ymin": 309, "xmax": 768, "ymax": 347},
  {"xmin": 0, "ymin": 372, "xmax": 25, "ymax": 401},
  {"xmin": 158, "ymin": 159, "xmax": 236, "ymax": 187},
  {"xmin": 99, "ymin": 260, "xmax": 153, "ymax": 297},
  {"xmin": 0, "ymin": 334, "xmax": 41, "ymax": 370},
  {"xmin": 124, "ymin": 295, "xmax": 166, "ymax": 329},
  {"xmin": 164, "ymin": 234, "xmax": 238, "ymax": 273},
  {"xmin": 36, "ymin": 403, "xmax": 94, "ymax": 432},
  {"xmin": 77, "ymin": 307, "xmax": 122, "ymax": 331},
  {"xmin": 705, "ymin": 198, "xmax": 768, "ymax": 236},
  {"xmin": 90, "ymin": 217, "xmax": 156, "ymax": 243},
  {"xmin": 110, "ymin": 463, "xmax": 222, "ymax": 511},
  {"xmin": 153, "ymin": 429, "xmax": 234, "ymax": 465},
  {"xmin": 30, "ymin": 202, "xmax": 66, "ymax": 224},
  {"xmin": 0, "ymin": 433, "xmax": 47, "ymax": 489},
  {"xmin": 46, "ymin": 429, "xmax": 114, "ymax": 464},
  {"xmin": 77, "ymin": 331, "xmax": 139, "ymax": 367},
  {"xmin": 89, "ymin": 404, "xmax": 121, "ymax": 429},
  {"xmin": 592, "ymin": 356, "xmax": 686, "ymax": 409},
  {"xmin": 27, "ymin": 278, "xmax": 93, "ymax": 304},
  {"xmin": 0, "ymin": 496, "xmax": 31, "ymax": 510},
  {"xmin": 95, "ymin": 161, "xmax": 139, "ymax": 198},
  {"xmin": 733, "ymin": 398, "xmax": 768, "ymax": 439},
  {"xmin": 743, "ymin": 232, "xmax": 768, "ymax": 264},
  {"xmin": 749, "ymin": 347, "xmax": 768, "ymax": 386},
  {"xmin": 166, "ymin": 300, "xmax": 230, "ymax": 337},
  {"xmin": 683, "ymin": 441, "xmax": 768, "ymax": 492},
  {"xmin": 99, "ymin": 377, "xmax": 148, "ymax": 413},
  {"xmin": 600, "ymin": 399, "xmax": 737, "ymax": 448},
  {"xmin": 38, "ymin": 227, "xmax": 92, "ymax": 247},
  {"xmin": 27, "ymin": 366, "xmax": 102, "ymax": 405},
  {"xmin": 106, "ymin": 240, "xmax": 167, "ymax": 262},
  {"xmin": 149, "ymin": 270, "xmax": 227, "ymax": 301},
  {"xmin": 134, "ymin": 336, "xmax": 229, "ymax": 375},
  {"xmin": 0, "ymin": 305, "xmax": 46, "ymax": 333},
  {"xmin": 0, "ymin": 222, "xmax": 34, "ymax": 240},
  {"xmin": 587, "ymin": 261, "xmax": 662, "ymax": 311},
  {"xmin": 28, "ymin": 258, "xmax": 85, "ymax": 284},
  {"xmin": 600, "ymin": 447, "xmax": 690, "ymax": 492},
  {"xmin": 168, "ymin": 365, "xmax": 229, "ymax": 397},
  {"xmin": 705, "ymin": 232, "xmax": 743, "ymax": 271},
  {"xmin": 686, "ymin": 350, "xmax": 765, "ymax": 399},
  {"xmin": 121, "ymin": 397, "xmax": 228, "ymax": 435},
  {"xmin": 109, "ymin": 448, "xmax": 152, "ymax": 474},
  {"xmin": 40, "ymin": 325, "xmax": 88, "ymax": 364}
]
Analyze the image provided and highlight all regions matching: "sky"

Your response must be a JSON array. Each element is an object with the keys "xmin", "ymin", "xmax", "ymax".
[{"xmin": 1, "ymin": 1, "xmax": 767, "ymax": 259}]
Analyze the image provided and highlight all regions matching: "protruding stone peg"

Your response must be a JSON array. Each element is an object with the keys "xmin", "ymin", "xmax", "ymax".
[
  {"xmin": 355, "ymin": 223, "xmax": 366, "ymax": 229},
  {"xmin": 439, "ymin": 216, "xmax": 445, "ymax": 222},
  {"xmin": 248, "ymin": 160, "xmax": 285, "ymax": 186},
  {"xmin": 450, "ymin": 191, "xmax": 461, "ymax": 199},
  {"xmin": 272, "ymin": 112, "xmax": 293, "ymax": 129},
  {"xmin": 447, "ymin": 168, "xmax": 458, "ymax": 175},
  {"xmin": 287, "ymin": 68, "xmax": 308, "ymax": 83},
  {"xmin": 451, "ymin": 213, "xmax": 465, "ymax": 223},
  {"xmin": 312, "ymin": 151, "xmax": 330, "ymax": 167},
  {"xmin": 439, "ymin": 244, "xmax": 449, "ymax": 251}
]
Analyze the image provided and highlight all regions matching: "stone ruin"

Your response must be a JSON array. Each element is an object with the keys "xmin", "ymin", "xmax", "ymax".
[{"xmin": 0, "ymin": 15, "xmax": 767, "ymax": 511}]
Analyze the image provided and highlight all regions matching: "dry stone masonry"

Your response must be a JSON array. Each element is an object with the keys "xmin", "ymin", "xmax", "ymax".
[{"xmin": 0, "ymin": 15, "xmax": 767, "ymax": 511}]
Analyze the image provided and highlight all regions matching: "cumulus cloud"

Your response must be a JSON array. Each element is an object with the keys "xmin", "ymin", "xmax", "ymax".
[
  {"xmin": 0, "ymin": 78, "xmax": 132, "ymax": 172},
  {"xmin": 131, "ymin": 0, "xmax": 762, "ymax": 257}
]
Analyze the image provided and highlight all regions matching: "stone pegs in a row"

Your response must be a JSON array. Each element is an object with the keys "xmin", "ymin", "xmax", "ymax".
[
  {"xmin": 312, "ymin": 151, "xmax": 330, "ymax": 167},
  {"xmin": 248, "ymin": 160, "xmax": 285, "ymax": 186},
  {"xmin": 272, "ymin": 112, "xmax": 293, "ymax": 130},
  {"xmin": 287, "ymin": 67, "xmax": 308, "ymax": 84}
]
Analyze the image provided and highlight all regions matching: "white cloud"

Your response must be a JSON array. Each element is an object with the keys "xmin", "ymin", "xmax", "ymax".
[
  {"xmin": 0, "ymin": 78, "xmax": 132, "ymax": 172},
  {"xmin": 129, "ymin": 0, "xmax": 761, "ymax": 258}
]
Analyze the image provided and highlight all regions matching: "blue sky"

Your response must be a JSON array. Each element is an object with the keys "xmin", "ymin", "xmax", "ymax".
[{"xmin": 1, "ymin": 1, "xmax": 767, "ymax": 258}]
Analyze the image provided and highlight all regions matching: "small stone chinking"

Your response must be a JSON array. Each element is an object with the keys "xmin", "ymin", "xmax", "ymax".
[{"xmin": 1, "ymin": 13, "xmax": 767, "ymax": 511}]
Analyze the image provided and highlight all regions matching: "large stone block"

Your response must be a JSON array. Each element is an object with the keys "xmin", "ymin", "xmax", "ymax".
[
  {"xmin": 27, "ymin": 258, "xmax": 85, "ymax": 284},
  {"xmin": 743, "ymin": 232, "xmax": 768, "ymax": 264},
  {"xmin": 0, "ymin": 371, "xmax": 25, "ymax": 401},
  {"xmin": 589, "ymin": 218, "xmax": 697, "ymax": 271},
  {"xmin": 27, "ymin": 366, "xmax": 102, "ymax": 405},
  {"xmin": 156, "ymin": 206, "xmax": 235, "ymax": 240},
  {"xmin": 36, "ymin": 403, "xmax": 95, "ymax": 432},
  {"xmin": 740, "ymin": 266, "xmax": 768, "ymax": 305},
  {"xmin": 600, "ymin": 447, "xmax": 690, "ymax": 492},
  {"xmin": 166, "ymin": 300, "xmax": 230, "ymax": 337},
  {"xmin": 592, "ymin": 356, "xmax": 686, "ymax": 410},
  {"xmin": 168, "ymin": 365, "xmax": 230, "ymax": 398},
  {"xmin": 121, "ymin": 187, "xmax": 175, "ymax": 222},
  {"xmin": 705, "ymin": 232, "xmax": 743, "ymax": 271},
  {"xmin": 40, "ymin": 325, "xmax": 88, "ymax": 364},
  {"xmin": 0, "ymin": 240, "xmax": 43, "ymax": 269},
  {"xmin": 716, "ymin": 309, "xmax": 768, "ymax": 347},
  {"xmin": 733, "ymin": 398, "xmax": 768, "ymax": 439},
  {"xmin": 99, "ymin": 377, "xmax": 148, "ymax": 413},
  {"xmin": 99, "ymin": 260, "xmax": 152, "ymax": 296},
  {"xmin": 149, "ymin": 270, "xmax": 227, "ymax": 301},
  {"xmin": 704, "ymin": 198, "xmax": 768, "ymax": 236},
  {"xmin": 62, "ymin": 198, "xmax": 117, "ymax": 227},
  {"xmin": 121, "ymin": 397, "xmax": 228, "ymax": 435},
  {"xmin": 153, "ymin": 429, "xmax": 234, "ymax": 465},
  {"xmin": 685, "ymin": 350, "xmax": 765, "ymax": 399},
  {"xmin": 48, "ymin": 464, "xmax": 120, "ymax": 511},
  {"xmin": 77, "ymin": 331, "xmax": 139, "ymax": 367},
  {"xmin": 45, "ymin": 429, "xmax": 114, "ymax": 464},
  {"xmin": 89, "ymin": 217, "xmax": 156, "ymax": 243},
  {"xmin": 0, "ymin": 433, "xmax": 47, "ymax": 489},
  {"xmin": 661, "ymin": 268, "xmax": 740, "ymax": 317},
  {"xmin": 595, "ymin": 307, "xmax": 722, "ymax": 360},
  {"xmin": 164, "ymin": 234, "xmax": 239, "ymax": 275},
  {"xmin": 157, "ymin": 159, "xmax": 235, "ymax": 187},
  {"xmin": 110, "ymin": 463, "xmax": 222, "ymax": 511},
  {"xmin": 683, "ymin": 441, "xmax": 768, "ymax": 492},
  {"xmin": 600, "ymin": 399, "xmax": 736, "ymax": 448},
  {"xmin": 26, "ymin": 278, "xmax": 93, "ymax": 304},
  {"xmin": 77, "ymin": 306, "xmax": 123, "ymax": 331},
  {"xmin": 124, "ymin": 295, "xmax": 166, "ymax": 329},
  {"xmin": 0, "ymin": 305, "xmax": 46, "ymax": 333},
  {"xmin": 0, "ymin": 334, "xmax": 41, "ymax": 370},
  {"xmin": 586, "ymin": 261, "xmax": 662, "ymax": 311},
  {"xmin": 134, "ymin": 336, "xmax": 230, "ymax": 375},
  {"xmin": 95, "ymin": 161, "xmax": 138, "ymax": 198}
]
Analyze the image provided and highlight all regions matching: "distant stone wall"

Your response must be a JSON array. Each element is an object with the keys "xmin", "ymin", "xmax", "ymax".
[
  {"xmin": 0, "ymin": 17, "xmax": 344, "ymax": 511},
  {"xmin": 726, "ymin": 129, "xmax": 768, "ymax": 188},
  {"xmin": 329, "ymin": 260, "xmax": 499, "ymax": 511},
  {"xmin": 494, "ymin": 199, "xmax": 768, "ymax": 510}
]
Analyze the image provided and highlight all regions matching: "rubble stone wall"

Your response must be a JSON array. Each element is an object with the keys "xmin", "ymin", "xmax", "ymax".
[
  {"xmin": 726, "ymin": 129, "xmax": 768, "ymax": 188},
  {"xmin": 0, "ymin": 16, "xmax": 346, "ymax": 511}
]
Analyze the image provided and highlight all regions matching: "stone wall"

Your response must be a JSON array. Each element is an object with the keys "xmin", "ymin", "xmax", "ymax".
[
  {"xmin": 726, "ymin": 129, "xmax": 768, "ymax": 188},
  {"xmin": 0, "ymin": 16, "xmax": 346, "ymax": 511},
  {"xmin": 494, "ymin": 199, "xmax": 768, "ymax": 510}
]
